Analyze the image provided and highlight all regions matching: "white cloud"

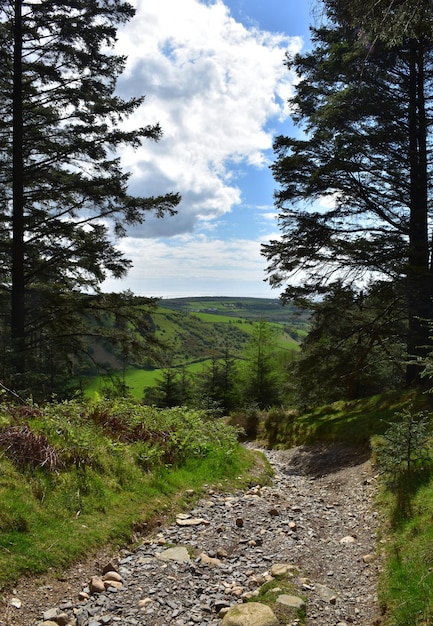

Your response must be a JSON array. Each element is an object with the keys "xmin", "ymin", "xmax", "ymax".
[
  {"xmin": 102, "ymin": 234, "xmax": 276, "ymax": 298},
  {"xmin": 114, "ymin": 0, "xmax": 302, "ymax": 237}
]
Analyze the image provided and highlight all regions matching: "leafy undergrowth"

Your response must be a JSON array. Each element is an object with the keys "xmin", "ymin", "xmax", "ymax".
[{"xmin": 0, "ymin": 396, "xmax": 270, "ymax": 590}]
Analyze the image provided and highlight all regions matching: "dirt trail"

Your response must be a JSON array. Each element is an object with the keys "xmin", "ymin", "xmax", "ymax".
[{"xmin": 1, "ymin": 443, "xmax": 382, "ymax": 625}]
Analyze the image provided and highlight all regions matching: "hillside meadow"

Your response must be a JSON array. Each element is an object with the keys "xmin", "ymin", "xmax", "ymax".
[{"xmin": 84, "ymin": 297, "xmax": 307, "ymax": 399}]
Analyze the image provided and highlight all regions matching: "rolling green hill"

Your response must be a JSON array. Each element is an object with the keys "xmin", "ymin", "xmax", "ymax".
[
  {"xmin": 155, "ymin": 297, "xmax": 309, "ymax": 363},
  {"xmin": 160, "ymin": 295, "xmax": 307, "ymax": 322},
  {"xmin": 86, "ymin": 297, "xmax": 310, "ymax": 398}
]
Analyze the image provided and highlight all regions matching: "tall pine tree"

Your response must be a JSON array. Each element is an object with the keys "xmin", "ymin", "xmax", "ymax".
[
  {"xmin": 263, "ymin": 4, "xmax": 433, "ymax": 384},
  {"xmin": 0, "ymin": 0, "xmax": 180, "ymax": 393}
]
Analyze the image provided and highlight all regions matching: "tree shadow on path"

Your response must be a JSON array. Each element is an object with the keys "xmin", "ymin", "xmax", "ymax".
[{"xmin": 281, "ymin": 442, "xmax": 371, "ymax": 477}]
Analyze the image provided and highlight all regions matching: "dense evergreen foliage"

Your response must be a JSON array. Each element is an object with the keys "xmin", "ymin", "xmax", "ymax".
[
  {"xmin": 0, "ymin": 0, "xmax": 179, "ymax": 397},
  {"xmin": 263, "ymin": 0, "xmax": 433, "ymax": 386},
  {"xmin": 292, "ymin": 282, "xmax": 406, "ymax": 407},
  {"xmin": 144, "ymin": 317, "xmax": 293, "ymax": 412}
]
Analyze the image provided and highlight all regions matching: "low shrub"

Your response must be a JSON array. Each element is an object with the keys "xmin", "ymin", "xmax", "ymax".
[
  {"xmin": 0, "ymin": 424, "xmax": 61, "ymax": 470},
  {"xmin": 373, "ymin": 406, "xmax": 433, "ymax": 486},
  {"xmin": 0, "ymin": 395, "xmax": 257, "ymax": 588}
]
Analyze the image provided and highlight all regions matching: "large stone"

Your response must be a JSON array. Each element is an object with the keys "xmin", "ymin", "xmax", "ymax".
[
  {"xmin": 103, "ymin": 570, "xmax": 123, "ymax": 583},
  {"xmin": 45, "ymin": 614, "xmax": 68, "ymax": 626},
  {"xmin": 176, "ymin": 516, "xmax": 207, "ymax": 526},
  {"xmin": 200, "ymin": 552, "xmax": 222, "ymax": 567},
  {"xmin": 276, "ymin": 594, "xmax": 306, "ymax": 609},
  {"xmin": 89, "ymin": 575, "xmax": 105, "ymax": 594},
  {"xmin": 221, "ymin": 602, "xmax": 279, "ymax": 626},
  {"xmin": 42, "ymin": 608, "xmax": 58, "ymax": 621},
  {"xmin": 102, "ymin": 558, "xmax": 119, "ymax": 574},
  {"xmin": 103, "ymin": 579, "xmax": 123, "ymax": 590},
  {"xmin": 339, "ymin": 535, "xmax": 356, "ymax": 544},
  {"xmin": 156, "ymin": 546, "xmax": 191, "ymax": 562},
  {"xmin": 316, "ymin": 583, "xmax": 338, "ymax": 603},
  {"xmin": 216, "ymin": 546, "xmax": 228, "ymax": 558},
  {"xmin": 270, "ymin": 563, "xmax": 297, "ymax": 577}
]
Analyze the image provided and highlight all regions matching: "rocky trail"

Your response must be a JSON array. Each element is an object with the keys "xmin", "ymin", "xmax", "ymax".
[{"xmin": 2, "ymin": 444, "xmax": 383, "ymax": 626}]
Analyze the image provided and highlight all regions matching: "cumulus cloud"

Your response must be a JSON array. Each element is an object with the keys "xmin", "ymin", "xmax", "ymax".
[
  {"xmin": 115, "ymin": 0, "xmax": 302, "ymax": 238},
  {"xmin": 102, "ymin": 234, "xmax": 276, "ymax": 298}
]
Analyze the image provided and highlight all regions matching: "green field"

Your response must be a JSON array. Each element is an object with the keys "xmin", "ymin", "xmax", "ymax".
[
  {"xmin": 84, "ymin": 297, "xmax": 309, "ymax": 398},
  {"xmin": 160, "ymin": 296, "xmax": 310, "ymax": 326},
  {"xmin": 85, "ymin": 360, "xmax": 216, "ymax": 399}
]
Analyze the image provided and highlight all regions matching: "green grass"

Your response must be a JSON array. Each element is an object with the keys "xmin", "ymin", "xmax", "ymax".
[
  {"xmin": 262, "ymin": 390, "xmax": 422, "ymax": 448},
  {"xmin": 191, "ymin": 312, "xmax": 299, "ymax": 348},
  {"xmin": 85, "ymin": 361, "xmax": 215, "ymax": 399},
  {"xmin": 377, "ymin": 470, "xmax": 433, "ymax": 625},
  {"xmin": 191, "ymin": 312, "xmax": 248, "ymax": 324},
  {"xmin": 85, "ymin": 368, "xmax": 160, "ymax": 397},
  {"xmin": 84, "ymin": 306, "xmax": 299, "ymax": 400}
]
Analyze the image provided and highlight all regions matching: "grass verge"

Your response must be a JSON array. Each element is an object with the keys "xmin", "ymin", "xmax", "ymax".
[
  {"xmin": 375, "ymin": 467, "xmax": 433, "ymax": 625},
  {"xmin": 260, "ymin": 390, "xmax": 427, "ymax": 448}
]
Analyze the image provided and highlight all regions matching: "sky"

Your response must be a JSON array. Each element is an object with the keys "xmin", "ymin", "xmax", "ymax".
[{"xmin": 101, "ymin": 0, "xmax": 314, "ymax": 300}]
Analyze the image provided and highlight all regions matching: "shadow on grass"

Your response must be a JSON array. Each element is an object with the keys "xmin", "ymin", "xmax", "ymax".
[
  {"xmin": 387, "ymin": 468, "xmax": 433, "ymax": 527},
  {"xmin": 272, "ymin": 390, "xmax": 422, "ymax": 449}
]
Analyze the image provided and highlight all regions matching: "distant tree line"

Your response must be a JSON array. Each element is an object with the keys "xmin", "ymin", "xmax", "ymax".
[{"xmin": 142, "ymin": 320, "xmax": 296, "ymax": 421}]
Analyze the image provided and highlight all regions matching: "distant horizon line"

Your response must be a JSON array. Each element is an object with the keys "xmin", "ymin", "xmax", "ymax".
[{"xmin": 156, "ymin": 294, "xmax": 280, "ymax": 300}]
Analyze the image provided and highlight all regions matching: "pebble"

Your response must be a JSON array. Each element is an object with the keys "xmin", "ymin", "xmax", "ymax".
[{"xmin": 30, "ymin": 445, "xmax": 381, "ymax": 625}]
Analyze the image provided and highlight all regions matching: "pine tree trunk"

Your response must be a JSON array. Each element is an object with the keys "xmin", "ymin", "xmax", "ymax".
[
  {"xmin": 12, "ymin": 0, "xmax": 26, "ymax": 375},
  {"xmin": 406, "ymin": 38, "xmax": 433, "ymax": 385}
]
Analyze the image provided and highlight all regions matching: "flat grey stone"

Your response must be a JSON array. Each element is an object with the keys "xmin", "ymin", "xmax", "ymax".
[
  {"xmin": 276, "ymin": 594, "xmax": 306, "ymax": 609},
  {"xmin": 156, "ymin": 546, "xmax": 191, "ymax": 562},
  {"xmin": 221, "ymin": 602, "xmax": 278, "ymax": 626}
]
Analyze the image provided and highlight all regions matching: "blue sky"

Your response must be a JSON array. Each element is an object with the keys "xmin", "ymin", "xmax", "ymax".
[{"xmin": 102, "ymin": 0, "xmax": 313, "ymax": 299}]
